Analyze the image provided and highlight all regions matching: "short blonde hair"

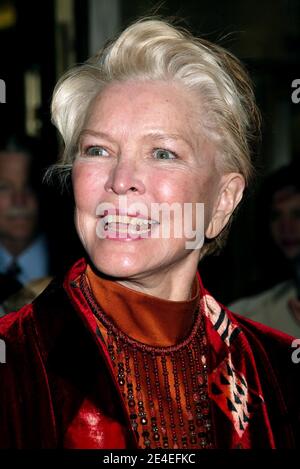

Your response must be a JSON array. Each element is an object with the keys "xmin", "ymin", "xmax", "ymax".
[{"xmin": 49, "ymin": 17, "xmax": 260, "ymax": 256}]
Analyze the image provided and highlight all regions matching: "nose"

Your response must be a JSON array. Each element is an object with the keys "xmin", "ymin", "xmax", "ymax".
[
  {"xmin": 104, "ymin": 158, "xmax": 145, "ymax": 195},
  {"xmin": 12, "ymin": 189, "xmax": 28, "ymax": 207}
]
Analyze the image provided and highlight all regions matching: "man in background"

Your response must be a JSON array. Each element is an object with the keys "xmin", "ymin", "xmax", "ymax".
[
  {"xmin": 0, "ymin": 135, "xmax": 50, "ymax": 307},
  {"xmin": 229, "ymin": 163, "xmax": 300, "ymax": 337}
]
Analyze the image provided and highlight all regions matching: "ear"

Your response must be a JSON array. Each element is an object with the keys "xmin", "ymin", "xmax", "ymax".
[{"xmin": 205, "ymin": 173, "xmax": 245, "ymax": 239}]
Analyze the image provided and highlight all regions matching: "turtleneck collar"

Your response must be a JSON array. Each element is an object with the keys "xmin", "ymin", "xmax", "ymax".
[{"xmin": 85, "ymin": 265, "xmax": 200, "ymax": 347}]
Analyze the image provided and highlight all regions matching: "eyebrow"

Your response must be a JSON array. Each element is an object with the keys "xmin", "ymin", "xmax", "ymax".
[
  {"xmin": 79, "ymin": 129, "xmax": 195, "ymax": 151},
  {"xmin": 78, "ymin": 130, "xmax": 113, "ymax": 142},
  {"xmin": 144, "ymin": 131, "xmax": 195, "ymax": 149}
]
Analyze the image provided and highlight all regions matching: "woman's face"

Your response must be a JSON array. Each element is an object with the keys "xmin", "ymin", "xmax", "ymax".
[{"xmin": 72, "ymin": 80, "xmax": 225, "ymax": 281}]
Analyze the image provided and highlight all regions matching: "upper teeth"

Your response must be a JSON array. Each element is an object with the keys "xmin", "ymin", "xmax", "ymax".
[{"xmin": 102, "ymin": 215, "xmax": 158, "ymax": 225}]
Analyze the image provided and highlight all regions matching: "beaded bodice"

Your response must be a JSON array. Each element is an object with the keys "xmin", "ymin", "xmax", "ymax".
[{"xmin": 80, "ymin": 268, "xmax": 214, "ymax": 449}]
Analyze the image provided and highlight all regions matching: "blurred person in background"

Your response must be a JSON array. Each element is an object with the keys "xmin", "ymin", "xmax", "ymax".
[
  {"xmin": 229, "ymin": 163, "xmax": 300, "ymax": 336},
  {"xmin": 0, "ymin": 135, "xmax": 51, "ymax": 308}
]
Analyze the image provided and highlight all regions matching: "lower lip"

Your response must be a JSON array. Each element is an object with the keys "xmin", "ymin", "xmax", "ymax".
[{"xmin": 104, "ymin": 233, "xmax": 147, "ymax": 241}]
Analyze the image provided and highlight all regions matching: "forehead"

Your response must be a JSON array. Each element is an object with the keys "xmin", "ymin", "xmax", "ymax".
[{"xmin": 86, "ymin": 80, "xmax": 201, "ymax": 138}]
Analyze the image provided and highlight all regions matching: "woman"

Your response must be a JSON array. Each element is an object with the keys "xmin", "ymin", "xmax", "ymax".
[{"xmin": 0, "ymin": 18, "xmax": 299, "ymax": 449}]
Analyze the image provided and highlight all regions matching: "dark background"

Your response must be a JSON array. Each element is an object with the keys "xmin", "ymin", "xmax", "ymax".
[{"xmin": 0, "ymin": 0, "xmax": 299, "ymax": 303}]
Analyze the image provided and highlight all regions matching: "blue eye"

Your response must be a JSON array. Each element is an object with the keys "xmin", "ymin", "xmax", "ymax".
[
  {"xmin": 84, "ymin": 146, "xmax": 109, "ymax": 157},
  {"xmin": 153, "ymin": 148, "xmax": 177, "ymax": 160}
]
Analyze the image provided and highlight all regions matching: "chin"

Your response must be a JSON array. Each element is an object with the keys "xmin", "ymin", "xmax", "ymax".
[
  {"xmin": 89, "ymin": 249, "xmax": 145, "ymax": 279},
  {"xmin": 9, "ymin": 233, "xmax": 35, "ymax": 246}
]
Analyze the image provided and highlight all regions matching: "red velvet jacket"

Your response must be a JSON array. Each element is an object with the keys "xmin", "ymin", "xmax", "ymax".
[{"xmin": 0, "ymin": 258, "xmax": 299, "ymax": 448}]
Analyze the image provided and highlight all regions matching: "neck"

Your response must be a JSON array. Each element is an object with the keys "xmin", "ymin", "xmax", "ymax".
[
  {"xmin": 85, "ymin": 259, "xmax": 200, "ymax": 347},
  {"xmin": 105, "ymin": 252, "xmax": 200, "ymax": 301}
]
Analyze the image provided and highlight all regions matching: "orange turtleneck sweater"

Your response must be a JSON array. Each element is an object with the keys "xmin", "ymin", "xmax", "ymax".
[{"xmin": 83, "ymin": 265, "xmax": 213, "ymax": 449}]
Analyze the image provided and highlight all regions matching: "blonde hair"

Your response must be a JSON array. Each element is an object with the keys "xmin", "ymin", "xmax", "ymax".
[{"xmin": 49, "ymin": 17, "xmax": 260, "ymax": 256}]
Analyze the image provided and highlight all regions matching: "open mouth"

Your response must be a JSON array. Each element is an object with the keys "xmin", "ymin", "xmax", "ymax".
[{"xmin": 101, "ymin": 214, "xmax": 159, "ymax": 236}]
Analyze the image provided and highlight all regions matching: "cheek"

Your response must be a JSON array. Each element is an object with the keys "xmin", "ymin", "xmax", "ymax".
[
  {"xmin": 153, "ymin": 172, "xmax": 201, "ymax": 203},
  {"xmin": 27, "ymin": 195, "xmax": 38, "ymax": 211},
  {"xmin": 0, "ymin": 198, "xmax": 8, "ymax": 210},
  {"xmin": 72, "ymin": 165, "xmax": 103, "ymax": 212},
  {"xmin": 0, "ymin": 194, "xmax": 11, "ymax": 209},
  {"xmin": 154, "ymin": 172, "xmax": 215, "ymax": 235},
  {"xmin": 188, "ymin": 174, "xmax": 216, "ymax": 210}
]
